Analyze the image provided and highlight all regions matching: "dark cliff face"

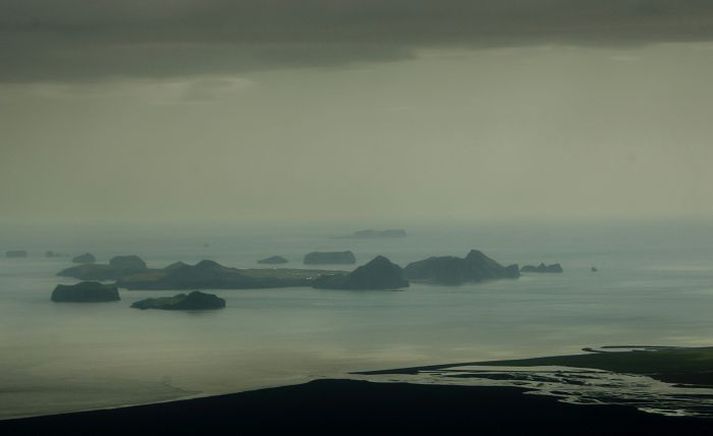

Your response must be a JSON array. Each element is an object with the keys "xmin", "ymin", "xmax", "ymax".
[
  {"xmin": 131, "ymin": 291, "xmax": 226, "ymax": 310},
  {"xmin": 313, "ymin": 256, "xmax": 409, "ymax": 290},
  {"xmin": 304, "ymin": 251, "xmax": 356, "ymax": 265},
  {"xmin": 51, "ymin": 282, "xmax": 120, "ymax": 302},
  {"xmin": 404, "ymin": 250, "xmax": 519, "ymax": 285},
  {"xmin": 521, "ymin": 263, "xmax": 564, "ymax": 273}
]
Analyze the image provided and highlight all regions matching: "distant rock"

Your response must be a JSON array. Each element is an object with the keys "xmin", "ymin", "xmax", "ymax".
[
  {"xmin": 304, "ymin": 251, "xmax": 356, "ymax": 265},
  {"xmin": 258, "ymin": 255, "xmax": 289, "ymax": 265},
  {"xmin": 72, "ymin": 253, "xmax": 96, "ymax": 264},
  {"xmin": 338, "ymin": 229, "xmax": 407, "ymax": 239},
  {"xmin": 131, "ymin": 291, "xmax": 225, "ymax": 310},
  {"xmin": 51, "ymin": 281, "xmax": 120, "ymax": 302},
  {"xmin": 521, "ymin": 263, "xmax": 564, "ymax": 273},
  {"xmin": 404, "ymin": 250, "xmax": 520, "ymax": 285},
  {"xmin": 591, "ymin": 266, "xmax": 598, "ymax": 272},
  {"xmin": 313, "ymin": 256, "xmax": 409, "ymax": 290},
  {"xmin": 58, "ymin": 255, "xmax": 148, "ymax": 280},
  {"xmin": 6, "ymin": 250, "xmax": 28, "ymax": 258},
  {"xmin": 45, "ymin": 250, "xmax": 63, "ymax": 258}
]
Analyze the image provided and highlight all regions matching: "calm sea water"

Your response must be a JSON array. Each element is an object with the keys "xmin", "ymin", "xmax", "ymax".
[{"xmin": 2, "ymin": 220, "xmax": 713, "ymax": 418}]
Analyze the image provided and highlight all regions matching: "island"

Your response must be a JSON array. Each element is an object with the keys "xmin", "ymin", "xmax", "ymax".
[
  {"xmin": 313, "ymin": 256, "xmax": 409, "ymax": 290},
  {"xmin": 72, "ymin": 253, "xmax": 96, "ymax": 264},
  {"xmin": 520, "ymin": 263, "xmax": 564, "ymax": 273},
  {"xmin": 131, "ymin": 291, "xmax": 225, "ymax": 310},
  {"xmin": 51, "ymin": 282, "xmax": 120, "ymax": 302},
  {"xmin": 116, "ymin": 259, "xmax": 342, "ymax": 290},
  {"xmin": 58, "ymin": 255, "xmax": 149, "ymax": 280},
  {"xmin": 403, "ymin": 249, "xmax": 519, "ymax": 285},
  {"xmin": 336, "ymin": 229, "xmax": 407, "ymax": 239},
  {"xmin": 6, "ymin": 250, "xmax": 28, "ymax": 258},
  {"xmin": 257, "ymin": 255, "xmax": 289, "ymax": 265},
  {"xmin": 303, "ymin": 251, "xmax": 356, "ymax": 265}
]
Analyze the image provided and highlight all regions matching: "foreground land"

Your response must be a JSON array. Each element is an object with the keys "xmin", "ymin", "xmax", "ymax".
[
  {"xmin": 1, "ymin": 379, "xmax": 710, "ymax": 435},
  {"xmin": 360, "ymin": 346, "xmax": 713, "ymax": 386}
]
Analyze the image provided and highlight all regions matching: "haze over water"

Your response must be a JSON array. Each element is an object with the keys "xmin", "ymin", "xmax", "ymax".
[{"xmin": 2, "ymin": 220, "xmax": 713, "ymax": 418}]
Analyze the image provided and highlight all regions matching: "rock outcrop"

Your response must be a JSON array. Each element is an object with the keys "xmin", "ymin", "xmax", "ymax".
[
  {"xmin": 131, "ymin": 291, "xmax": 226, "ymax": 310},
  {"xmin": 6, "ymin": 250, "xmax": 27, "ymax": 258},
  {"xmin": 258, "ymin": 255, "xmax": 289, "ymax": 265},
  {"xmin": 404, "ymin": 250, "xmax": 520, "ymax": 285},
  {"xmin": 51, "ymin": 282, "xmax": 120, "ymax": 302},
  {"xmin": 72, "ymin": 253, "xmax": 96, "ymax": 264},
  {"xmin": 520, "ymin": 263, "xmax": 564, "ymax": 273},
  {"xmin": 313, "ymin": 256, "xmax": 409, "ymax": 290},
  {"xmin": 303, "ymin": 251, "xmax": 356, "ymax": 265}
]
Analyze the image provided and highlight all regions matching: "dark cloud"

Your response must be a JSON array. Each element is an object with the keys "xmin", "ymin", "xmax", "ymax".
[{"xmin": 3, "ymin": 0, "xmax": 713, "ymax": 82}]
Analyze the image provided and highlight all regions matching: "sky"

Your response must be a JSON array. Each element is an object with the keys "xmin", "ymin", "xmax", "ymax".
[{"xmin": 2, "ymin": 1, "xmax": 713, "ymax": 224}]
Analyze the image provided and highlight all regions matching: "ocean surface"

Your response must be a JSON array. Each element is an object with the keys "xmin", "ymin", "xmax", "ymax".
[{"xmin": 2, "ymin": 220, "xmax": 713, "ymax": 419}]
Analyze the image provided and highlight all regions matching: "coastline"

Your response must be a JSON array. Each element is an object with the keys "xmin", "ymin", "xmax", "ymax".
[{"xmin": 2, "ymin": 379, "xmax": 711, "ymax": 435}]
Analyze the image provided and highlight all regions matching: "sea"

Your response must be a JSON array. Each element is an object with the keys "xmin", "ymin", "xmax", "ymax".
[{"xmin": 2, "ymin": 219, "xmax": 713, "ymax": 419}]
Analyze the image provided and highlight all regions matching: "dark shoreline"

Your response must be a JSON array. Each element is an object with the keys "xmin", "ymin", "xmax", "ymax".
[{"xmin": 2, "ymin": 379, "xmax": 712, "ymax": 435}]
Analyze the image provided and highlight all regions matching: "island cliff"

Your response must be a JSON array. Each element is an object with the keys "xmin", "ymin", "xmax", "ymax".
[
  {"xmin": 313, "ymin": 256, "xmax": 409, "ymax": 290},
  {"xmin": 51, "ymin": 282, "xmax": 120, "ymax": 302},
  {"xmin": 404, "ymin": 250, "xmax": 519, "ymax": 285}
]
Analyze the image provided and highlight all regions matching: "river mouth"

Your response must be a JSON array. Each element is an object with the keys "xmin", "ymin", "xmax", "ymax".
[{"xmin": 351, "ymin": 346, "xmax": 713, "ymax": 418}]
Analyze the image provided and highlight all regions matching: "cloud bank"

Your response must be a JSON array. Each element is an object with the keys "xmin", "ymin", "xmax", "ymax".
[{"xmin": 3, "ymin": 0, "xmax": 713, "ymax": 82}]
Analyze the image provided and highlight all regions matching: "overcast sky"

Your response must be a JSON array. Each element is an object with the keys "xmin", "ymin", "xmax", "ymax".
[{"xmin": 2, "ymin": 1, "xmax": 713, "ymax": 224}]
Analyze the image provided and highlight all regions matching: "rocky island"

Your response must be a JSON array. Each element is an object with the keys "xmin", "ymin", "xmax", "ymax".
[
  {"xmin": 116, "ymin": 259, "xmax": 341, "ymax": 290},
  {"xmin": 131, "ymin": 291, "xmax": 225, "ymax": 310},
  {"xmin": 304, "ymin": 251, "xmax": 356, "ymax": 265},
  {"xmin": 6, "ymin": 250, "xmax": 28, "ymax": 258},
  {"xmin": 313, "ymin": 256, "xmax": 409, "ymax": 290},
  {"xmin": 258, "ymin": 255, "xmax": 288, "ymax": 265},
  {"xmin": 404, "ymin": 250, "xmax": 519, "ymax": 285},
  {"xmin": 521, "ymin": 263, "xmax": 564, "ymax": 273},
  {"xmin": 72, "ymin": 253, "xmax": 96, "ymax": 264},
  {"xmin": 51, "ymin": 282, "xmax": 120, "ymax": 302},
  {"xmin": 58, "ymin": 255, "xmax": 148, "ymax": 280}
]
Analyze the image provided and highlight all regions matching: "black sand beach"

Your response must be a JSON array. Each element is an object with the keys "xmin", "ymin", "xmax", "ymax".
[{"xmin": 2, "ymin": 379, "xmax": 712, "ymax": 435}]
